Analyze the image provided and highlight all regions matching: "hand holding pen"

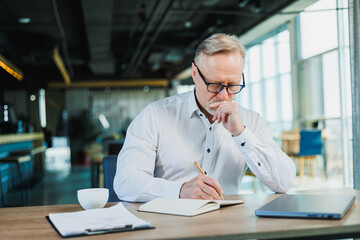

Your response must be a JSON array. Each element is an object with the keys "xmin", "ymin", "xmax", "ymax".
[
  {"xmin": 179, "ymin": 161, "xmax": 224, "ymax": 200},
  {"xmin": 193, "ymin": 161, "xmax": 224, "ymax": 200}
]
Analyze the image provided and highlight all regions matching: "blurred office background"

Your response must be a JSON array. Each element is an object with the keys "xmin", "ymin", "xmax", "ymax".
[{"xmin": 0, "ymin": 0, "xmax": 359, "ymax": 206}]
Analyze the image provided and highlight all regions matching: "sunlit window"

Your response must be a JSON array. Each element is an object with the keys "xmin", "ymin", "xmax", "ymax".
[
  {"xmin": 297, "ymin": 0, "xmax": 352, "ymax": 187},
  {"xmin": 241, "ymin": 29, "xmax": 292, "ymax": 134},
  {"xmin": 248, "ymin": 46, "xmax": 261, "ymax": 83},
  {"xmin": 300, "ymin": 0, "xmax": 338, "ymax": 59}
]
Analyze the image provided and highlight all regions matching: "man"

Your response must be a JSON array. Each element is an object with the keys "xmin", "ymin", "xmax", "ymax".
[{"xmin": 114, "ymin": 33, "xmax": 296, "ymax": 202}]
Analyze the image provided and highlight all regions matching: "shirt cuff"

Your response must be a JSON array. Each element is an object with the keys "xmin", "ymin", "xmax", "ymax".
[
  {"xmin": 161, "ymin": 180, "xmax": 185, "ymax": 199},
  {"xmin": 232, "ymin": 126, "xmax": 259, "ymax": 153}
]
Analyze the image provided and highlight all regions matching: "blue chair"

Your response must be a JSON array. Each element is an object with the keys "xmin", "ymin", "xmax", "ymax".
[
  {"xmin": 293, "ymin": 130, "xmax": 325, "ymax": 179},
  {"xmin": 103, "ymin": 155, "xmax": 120, "ymax": 202}
]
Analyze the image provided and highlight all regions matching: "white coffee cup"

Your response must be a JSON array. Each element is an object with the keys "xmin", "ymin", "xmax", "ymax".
[{"xmin": 77, "ymin": 188, "xmax": 109, "ymax": 210}]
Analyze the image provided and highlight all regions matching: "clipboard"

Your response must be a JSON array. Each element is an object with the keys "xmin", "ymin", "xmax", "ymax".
[
  {"xmin": 46, "ymin": 216, "xmax": 154, "ymax": 238},
  {"xmin": 47, "ymin": 203, "xmax": 154, "ymax": 238}
]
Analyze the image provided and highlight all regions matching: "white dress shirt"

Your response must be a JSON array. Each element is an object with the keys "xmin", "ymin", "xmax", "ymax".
[{"xmin": 114, "ymin": 90, "xmax": 296, "ymax": 202}]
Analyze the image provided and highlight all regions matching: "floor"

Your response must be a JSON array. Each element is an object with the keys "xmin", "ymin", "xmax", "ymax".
[{"xmin": 2, "ymin": 165, "xmax": 90, "ymax": 207}]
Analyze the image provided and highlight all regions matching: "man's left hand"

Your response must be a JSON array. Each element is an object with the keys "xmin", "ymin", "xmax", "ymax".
[{"xmin": 210, "ymin": 101, "xmax": 245, "ymax": 136}]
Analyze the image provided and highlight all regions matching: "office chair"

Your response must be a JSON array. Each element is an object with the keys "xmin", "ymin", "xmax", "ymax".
[
  {"xmin": 293, "ymin": 130, "xmax": 325, "ymax": 180},
  {"xmin": 103, "ymin": 155, "xmax": 120, "ymax": 202},
  {"xmin": 280, "ymin": 129, "xmax": 300, "ymax": 157}
]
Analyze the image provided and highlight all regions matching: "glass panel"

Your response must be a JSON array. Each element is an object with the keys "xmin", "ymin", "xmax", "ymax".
[
  {"xmin": 91, "ymin": 89, "xmax": 166, "ymax": 134},
  {"xmin": 262, "ymin": 37, "xmax": 276, "ymax": 78},
  {"xmin": 278, "ymin": 30, "xmax": 291, "ymax": 74},
  {"xmin": 322, "ymin": 50, "xmax": 340, "ymax": 118},
  {"xmin": 299, "ymin": 56, "xmax": 324, "ymax": 119},
  {"xmin": 341, "ymin": 5, "xmax": 349, "ymax": 46},
  {"xmin": 237, "ymin": 85, "xmax": 250, "ymax": 109},
  {"xmin": 323, "ymin": 119, "xmax": 343, "ymax": 183},
  {"xmin": 305, "ymin": 0, "xmax": 336, "ymax": 10},
  {"xmin": 280, "ymin": 74, "xmax": 293, "ymax": 121},
  {"xmin": 344, "ymin": 47, "xmax": 352, "ymax": 116},
  {"xmin": 277, "ymin": 29, "xmax": 289, "ymax": 43},
  {"xmin": 264, "ymin": 78, "xmax": 277, "ymax": 122},
  {"xmin": 300, "ymin": 0, "xmax": 338, "ymax": 59},
  {"xmin": 251, "ymin": 83, "xmax": 263, "ymax": 115},
  {"xmin": 248, "ymin": 45, "xmax": 261, "ymax": 83}
]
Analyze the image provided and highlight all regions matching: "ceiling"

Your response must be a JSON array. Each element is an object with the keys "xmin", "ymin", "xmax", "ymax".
[{"xmin": 0, "ymin": 0, "xmax": 298, "ymax": 90}]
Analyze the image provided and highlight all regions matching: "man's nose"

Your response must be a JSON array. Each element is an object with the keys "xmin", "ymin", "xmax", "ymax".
[{"xmin": 217, "ymin": 87, "xmax": 228, "ymax": 101}]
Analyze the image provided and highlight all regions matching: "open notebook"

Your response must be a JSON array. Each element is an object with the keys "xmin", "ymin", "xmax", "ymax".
[{"xmin": 138, "ymin": 198, "xmax": 244, "ymax": 216}]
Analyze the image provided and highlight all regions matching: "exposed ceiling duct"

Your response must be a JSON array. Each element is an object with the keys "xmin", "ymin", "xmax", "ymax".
[
  {"xmin": 0, "ymin": 0, "xmax": 303, "ymax": 90},
  {"xmin": 81, "ymin": 0, "xmax": 115, "ymax": 75}
]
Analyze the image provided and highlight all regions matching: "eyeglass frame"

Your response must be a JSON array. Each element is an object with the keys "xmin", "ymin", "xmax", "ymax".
[{"xmin": 193, "ymin": 61, "xmax": 245, "ymax": 94}]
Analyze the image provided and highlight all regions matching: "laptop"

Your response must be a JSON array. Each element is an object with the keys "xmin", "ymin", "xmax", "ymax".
[{"xmin": 255, "ymin": 194, "xmax": 355, "ymax": 219}]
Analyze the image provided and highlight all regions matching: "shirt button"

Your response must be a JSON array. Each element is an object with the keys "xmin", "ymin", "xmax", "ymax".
[
  {"xmin": 241, "ymin": 142, "xmax": 246, "ymax": 146},
  {"xmin": 199, "ymin": 114, "xmax": 203, "ymax": 117},
  {"xmin": 209, "ymin": 127, "xmax": 212, "ymax": 131},
  {"xmin": 207, "ymin": 148, "xmax": 211, "ymax": 153}
]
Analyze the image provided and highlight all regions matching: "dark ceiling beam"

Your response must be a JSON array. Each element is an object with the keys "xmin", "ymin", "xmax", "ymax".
[
  {"xmin": 51, "ymin": 0, "xmax": 74, "ymax": 78},
  {"xmin": 129, "ymin": 0, "xmax": 176, "ymax": 78},
  {"xmin": 124, "ymin": 0, "xmax": 162, "ymax": 78},
  {"xmin": 53, "ymin": 48, "xmax": 71, "ymax": 85},
  {"xmin": 237, "ymin": 0, "xmax": 297, "ymax": 36},
  {"xmin": 171, "ymin": 8, "xmax": 270, "ymax": 17},
  {"xmin": 81, "ymin": 0, "xmax": 114, "ymax": 75}
]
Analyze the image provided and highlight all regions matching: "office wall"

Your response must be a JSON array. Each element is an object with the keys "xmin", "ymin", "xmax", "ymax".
[
  {"xmin": 4, "ymin": 91, "xmax": 27, "ymax": 120},
  {"xmin": 3, "ymin": 90, "xmax": 39, "ymax": 132}
]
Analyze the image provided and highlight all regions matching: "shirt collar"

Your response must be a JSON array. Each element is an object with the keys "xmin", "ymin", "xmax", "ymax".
[{"xmin": 188, "ymin": 89, "xmax": 200, "ymax": 119}]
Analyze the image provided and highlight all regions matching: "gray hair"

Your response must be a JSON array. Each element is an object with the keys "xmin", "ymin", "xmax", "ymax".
[{"xmin": 194, "ymin": 33, "xmax": 246, "ymax": 64}]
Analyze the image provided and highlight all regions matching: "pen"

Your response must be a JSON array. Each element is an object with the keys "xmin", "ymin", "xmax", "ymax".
[
  {"xmin": 193, "ymin": 161, "xmax": 224, "ymax": 200},
  {"xmin": 85, "ymin": 224, "xmax": 133, "ymax": 235}
]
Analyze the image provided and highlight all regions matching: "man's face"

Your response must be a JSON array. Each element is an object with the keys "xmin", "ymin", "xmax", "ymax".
[{"xmin": 192, "ymin": 51, "xmax": 244, "ymax": 116}]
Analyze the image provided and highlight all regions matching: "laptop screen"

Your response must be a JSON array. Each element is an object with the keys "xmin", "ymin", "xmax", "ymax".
[{"xmin": 255, "ymin": 194, "xmax": 355, "ymax": 219}]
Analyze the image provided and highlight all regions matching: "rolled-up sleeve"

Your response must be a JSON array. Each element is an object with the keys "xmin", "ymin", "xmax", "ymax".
[{"xmin": 232, "ymin": 114, "xmax": 296, "ymax": 193}]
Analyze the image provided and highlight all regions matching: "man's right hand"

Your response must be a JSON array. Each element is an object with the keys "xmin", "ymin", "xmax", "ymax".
[{"xmin": 179, "ymin": 174, "xmax": 224, "ymax": 200}]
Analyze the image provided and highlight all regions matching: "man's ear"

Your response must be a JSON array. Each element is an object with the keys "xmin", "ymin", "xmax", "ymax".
[{"xmin": 191, "ymin": 62, "xmax": 197, "ymax": 84}]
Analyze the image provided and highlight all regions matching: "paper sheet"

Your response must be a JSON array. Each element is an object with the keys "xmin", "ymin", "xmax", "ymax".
[{"xmin": 49, "ymin": 203, "xmax": 151, "ymax": 237}]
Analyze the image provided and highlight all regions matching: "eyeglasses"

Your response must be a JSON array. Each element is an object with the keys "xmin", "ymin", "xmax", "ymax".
[{"xmin": 193, "ymin": 62, "xmax": 245, "ymax": 94}]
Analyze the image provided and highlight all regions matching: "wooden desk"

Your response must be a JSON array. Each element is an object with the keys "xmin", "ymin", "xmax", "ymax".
[{"xmin": 0, "ymin": 188, "xmax": 359, "ymax": 240}]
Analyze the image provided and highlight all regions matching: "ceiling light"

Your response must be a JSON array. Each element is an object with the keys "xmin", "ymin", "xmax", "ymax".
[
  {"xmin": 0, "ymin": 54, "xmax": 23, "ymax": 81},
  {"xmin": 98, "ymin": 114, "xmax": 110, "ymax": 129},
  {"xmin": 18, "ymin": 18, "xmax": 31, "ymax": 24},
  {"xmin": 143, "ymin": 86, "xmax": 150, "ymax": 93},
  {"xmin": 30, "ymin": 95, "xmax": 36, "ymax": 101},
  {"xmin": 39, "ymin": 89, "xmax": 46, "ymax": 128},
  {"xmin": 53, "ymin": 48, "xmax": 71, "ymax": 85},
  {"xmin": 184, "ymin": 21, "xmax": 192, "ymax": 28}
]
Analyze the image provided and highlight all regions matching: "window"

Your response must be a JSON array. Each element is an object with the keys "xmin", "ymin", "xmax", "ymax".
[
  {"xmin": 240, "ymin": 28, "xmax": 293, "ymax": 135},
  {"xmin": 297, "ymin": 0, "xmax": 352, "ymax": 186},
  {"xmin": 300, "ymin": 0, "xmax": 338, "ymax": 59}
]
